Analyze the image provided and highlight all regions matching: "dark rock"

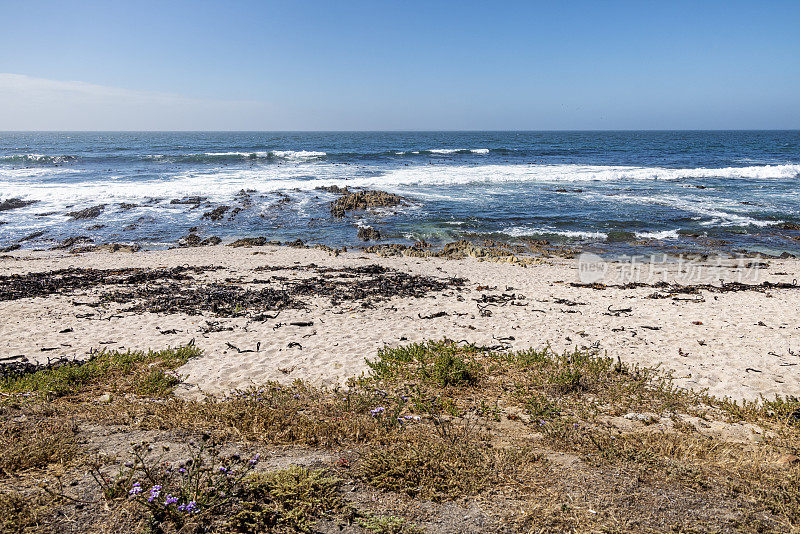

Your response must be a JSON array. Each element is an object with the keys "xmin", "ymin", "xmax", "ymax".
[
  {"xmin": 330, "ymin": 189, "xmax": 406, "ymax": 217},
  {"xmin": 179, "ymin": 233, "xmax": 221, "ymax": 247},
  {"xmin": 180, "ymin": 233, "xmax": 202, "ymax": 247},
  {"xmin": 67, "ymin": 205, "xmax": 105, "ymax": 220},
  {"xmin": 779, "ymin": 222, "xmax": 800, "ymax": 230},
  {"xmin": 19, "ymin": 231, "xmax": 46, "ymax": 242},
  {"xmin": 357, "ymin": 226, "xmax": 381, "ymax": 241},
  {"xmin": 605, "ymin": 231, "xmax": 636, "ymax": 243},
  {"xmin": 316, "ymin": 185, "xmax": 349, "ymax": 194},
  {"xmin": 170, "ymin": 196, "xmax": 207, "ymax": 205},
  {"xmin": 119, "ymin": 203, "xmax": 138, "ymax": 211},
  {"xmin": 0, "ymin": 244, "xmax": 21, "ymax": 253},
  {"xmin": 202, "ymin": 206, "xmax": 229, "ymax": 221},
  {"xmin": 229, "ymin": 237, "xmax": 268, "ymax": 248},
  {"xmin": 52, "ymin": 236, "xmax": 93, "ymax": 249},
  {"xmin": 86, "ymin": 224, "xmax": 106, "ymax": 231},
  {"xmin": 0, "ymin": 198, "xmax": 37, "ymax": 212}
]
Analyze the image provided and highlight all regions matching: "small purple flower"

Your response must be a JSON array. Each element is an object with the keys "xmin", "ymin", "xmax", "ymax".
[
  {"xmin": 129, "ymin": 482, "xmax": 142, "ymax": 496},
  {"xmin": 164, "ymin": 494, "xmax": 178, "ymax": 505},
  {"xmin": 249, "ymin": 454, "xmax": 260, "ymax": 465},
  {"xmin": 185, "ymin": 501, "xmax": 197, "ymax": 513},
  {"xmin": 147, "ymin": 485, "xmax": 162, "ymax": 502},
  {"xmin": 219, "ymin": 466, "xmax": 228, "ymax": 473},
  {"xmin": 370, "ymin": 407, "xmax": 386, "ymax": 417},
  {"xmin": 179, "ymin": 468, "xmax": 187, "ymax": 474}
]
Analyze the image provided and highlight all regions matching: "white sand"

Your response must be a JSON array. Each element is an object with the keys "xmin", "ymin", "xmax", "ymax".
[{"xmin": 1, "ymin": 245, "xmax": 799, "ymax": 402}]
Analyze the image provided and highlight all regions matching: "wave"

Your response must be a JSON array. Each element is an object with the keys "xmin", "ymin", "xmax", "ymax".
[
  {"xmin": 145, "ymin": 150, "xmax": 327, "ymax": 163},
  {"xmin": 635, "ymin": 230, "xmax": 681, "ymax": 240},
  {"xmin": 425, "ymin": 148, "xmax": 490, "ymax": 155},
  {"xmin": 500, "ymin": 226, "xmax": 608, "ymax": 240},
  {"xmin": 0, "ymin": 154, "xmax": 78, "ymax": 164},
  {"xmin": 375, "ymin": 163, "xmax": 800, "ymax": 186}
]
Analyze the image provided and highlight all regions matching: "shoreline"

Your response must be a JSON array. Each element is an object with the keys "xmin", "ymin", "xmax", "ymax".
[{"xmin": 2, "ymin": 243, "xmax": 799, "ymax": 402}]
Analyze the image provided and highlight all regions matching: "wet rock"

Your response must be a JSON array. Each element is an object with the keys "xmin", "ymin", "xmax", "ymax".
[
  {"xmin": 0, "ymin": 221, "xmax": 7, "ymax": 226},
  {"xmin": 315, "ymin": 185, "xmax": 349, "ymax": 194},
  {"xmin": 285, "ymin": 239, "xmax": 306, "ymax": 248},
  {"xmin": 67, "ymin": 205, "xmax": 105, "ymax": 220},
  {"xmin": 53, "ymin": 236, "xmax": 93, "ymax": 249},
  {"xmin": 779, "ymin": 222, "xmax": 800, "ymax": 230},
  {"xmin": 229, "ymin": 237, "xmax": 268, "ymax": 247},
  {"xmin": 86, "ymin": 224, "xmax": 106, "ymax": 231},
  {"xmin": 179, "ymin": 233, "xmax": 221, "ymax": 247},
  {"xmin": 357, "ymin": 226, "xmax": 381, "ymax": 241},
  {"xmin": 170, "ymin": 196, "xmax": 207, "ymax": 205},
  {"xmin": 605, "ymin": 230, "xmax": 636, "ymax": 243},
  {"xmin": 0, "ymin": 198, "xmax": 37, "ymax": 212},
  {"xmin": 19, "ymin": 230, "xmax": 46, "ymax": 242},
  {"xmin": 119, "ymin": 202, "xmax": 138, "ymax": 210},
  {"xmin": 0, "ymin": 244, "xmax": 21, "ymax": 253},
  {"xmin": 202, "ymin": 206, "xmax": 229, "ymax": 221},
  {"xmin": 330, "ymin": 189, "xmax": 406, "ymax": 217}
]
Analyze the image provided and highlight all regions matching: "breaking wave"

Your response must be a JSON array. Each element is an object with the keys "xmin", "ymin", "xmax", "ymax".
[{"xmin": 0, "ymin": 154, "xmax": 78, "ymax": 164}]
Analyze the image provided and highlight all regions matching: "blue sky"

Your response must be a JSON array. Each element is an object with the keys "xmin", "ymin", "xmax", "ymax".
[{"xmin": 1, "ymin": 0, "xmax": 798, "ymax": 130}]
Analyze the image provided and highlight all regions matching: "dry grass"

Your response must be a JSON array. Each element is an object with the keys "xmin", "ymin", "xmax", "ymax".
[{"xmin": 1, "ymin": 340, "xmax": 799, "ymax": 532}]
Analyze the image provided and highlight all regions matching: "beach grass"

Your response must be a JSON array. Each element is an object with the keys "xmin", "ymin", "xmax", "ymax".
[{"xmin": 1, "ymin": 341, "xmax": 798, "ymax": 532}]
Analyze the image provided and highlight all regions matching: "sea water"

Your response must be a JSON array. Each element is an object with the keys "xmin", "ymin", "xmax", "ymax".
[{"xmin": 1, "ymin": 130, "xmax": 799, "ymax": 255}]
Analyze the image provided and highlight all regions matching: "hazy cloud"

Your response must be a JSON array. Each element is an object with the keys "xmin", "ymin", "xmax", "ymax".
[{"xmin": 0, "ymin": 73, "xmax": 273, "ymax": 130}]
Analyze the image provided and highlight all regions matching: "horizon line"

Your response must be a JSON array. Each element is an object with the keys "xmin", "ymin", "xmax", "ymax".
[{"xmin": 2, "ymin": 128, "xmax": 799, "ymax": 134}]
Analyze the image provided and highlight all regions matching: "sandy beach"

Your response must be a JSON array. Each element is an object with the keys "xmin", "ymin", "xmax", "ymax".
[{"xmin": 2, "ymin": 244, "xmax": 798, "ymax": 402}]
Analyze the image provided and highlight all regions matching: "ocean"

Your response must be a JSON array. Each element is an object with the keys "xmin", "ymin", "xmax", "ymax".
[{"xmin": 1, "ymin": 130, "xmax": 799, "ymax": 255}]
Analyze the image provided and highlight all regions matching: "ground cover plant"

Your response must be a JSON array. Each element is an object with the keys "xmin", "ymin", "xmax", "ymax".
[{"xmin": 0, "ymin": 340, "xmax": 798, "ymax": 532}]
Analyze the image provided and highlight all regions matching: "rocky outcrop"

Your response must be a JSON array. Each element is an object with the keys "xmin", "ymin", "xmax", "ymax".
[
  {"xmin": 67, "ymin": 205, "xmax": 105, "ymax": 220},
  {"xmin": 357, "ymin": 226, "xmax": 381, "ymax": 241},
  {"xmin": 0, "ymin": 198, "xmax": 37, "ymax": 212},
  {"xmin": 329, "ymin": 189, "xmax": 406, "ymax": 217}
]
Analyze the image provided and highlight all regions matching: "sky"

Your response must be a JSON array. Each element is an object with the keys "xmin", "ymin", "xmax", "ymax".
[{"xmin": 0, "ymin": 0, "xmax": 798, "ymax": 131}]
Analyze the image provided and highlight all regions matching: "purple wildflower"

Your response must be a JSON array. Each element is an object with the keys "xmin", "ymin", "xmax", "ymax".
[
  {"xmin": 369, "ymin": 407, "xmax": 386, "ymax": 417},
  {"xmin": 147, "ymin": 485, "xmax": 162, "ymax": 502},
  {"xmin": 249, "ymin": 454, "xmax": 260, "ymax": 465},
  {"xmin": 129, "ymin": 482, "xmax": 142, "ymax": 496},
  {"xmin": 164, "ymin": 494, "xmax": 178, "ymax": 505}
]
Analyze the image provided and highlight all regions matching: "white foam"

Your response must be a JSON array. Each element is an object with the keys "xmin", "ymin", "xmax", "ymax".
[
  {"xmin": 501, "ymin": 226, "xmax": 608, "ymax": 240},
  {"xmin": 2, "ymin": 162, "xmax": 798, "ymax": 222},
  {"xmin": 145, "ymin": 150, "xmax": 326, "ymax": 161},
  {"xmin": 375, "ymin": 163, "xmax": 800, "ymax": 186},
  {"xmin": 606, "ymin": 193, "xmax": 779, "ymax": 228},
  {"xmin": 427, "ymin": 148, "xmax": 489, "ymax": 155},
  {"xmin": 635, "ymin": 230, "xmax": 681, "ymax": 240}
]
